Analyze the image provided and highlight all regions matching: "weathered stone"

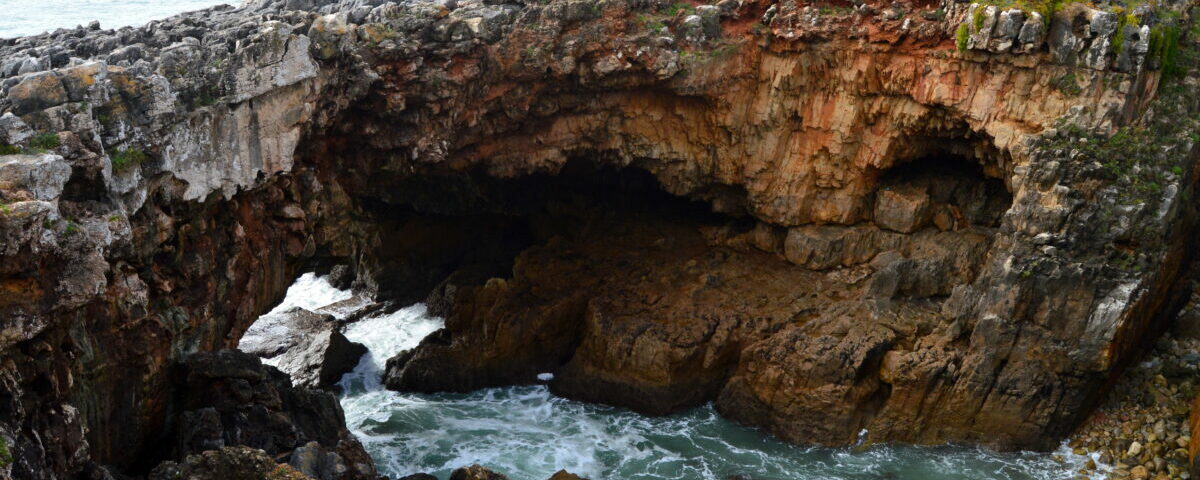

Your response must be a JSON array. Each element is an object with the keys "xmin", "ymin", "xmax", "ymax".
[
  {"xmin": 238, "ymin": 307, "xmax": 366, "ymax": 389},
  {"xmin": 449, "ymin": 465, "xmax": 509, "ymax": 480},
  {"xmin": 0, "ymin": 154, "xmax": 71, "ymax": 202},
  {"xmin": 148, "ymin": 447, "xmax": 310, "ymax": 480},
  {"xmin": 0, "ymin": 0, "xmax": 1195, "ymax": 477},
  {"xmin": 873, "ymin": 184, "xmax": 931, "ymax": 233},
  {"xmin": 7, "ymin": 71, "xmax": 67, "ymax": 114}
]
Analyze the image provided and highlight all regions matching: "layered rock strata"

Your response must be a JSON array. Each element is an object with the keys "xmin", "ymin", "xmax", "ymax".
[{"xmin": 0, "ymin": 0, "xmax": 1197, "ymax": 478}]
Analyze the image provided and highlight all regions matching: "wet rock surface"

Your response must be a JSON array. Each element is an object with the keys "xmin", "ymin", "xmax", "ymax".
[
  {"xmin": 0, "ymin": 0, "xmax": 1197, "ymax": 478},
  {"xmin": 240, "ymin": 307, "xmax": 367, "ymax": 389}
]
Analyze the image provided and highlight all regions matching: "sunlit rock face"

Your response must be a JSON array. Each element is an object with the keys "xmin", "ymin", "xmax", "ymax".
[{"xmin": 0, "ymin": 0, "xmax": 1197, "ymax": 478}]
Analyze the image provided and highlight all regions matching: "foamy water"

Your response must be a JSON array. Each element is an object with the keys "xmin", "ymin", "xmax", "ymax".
[
  {"xmin": 0, "ymin": 0, "xmax": 235, "ymax": 38},
  {"xmin": 246, "ymin": 274, "xmax": 1104, "ymax": 480}
]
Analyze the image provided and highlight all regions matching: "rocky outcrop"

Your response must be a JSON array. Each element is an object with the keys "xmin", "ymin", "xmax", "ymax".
[
  {"xmin": 169, "ymin": 350, "xmax": 377, "ymax": 480},
  {"xmin": 239, "ymin": 307, "xmax": 367, "ymax": 389},
  {"xmin": 147, "ymin": 446, "xmax": 310, "ymax": 480},
  {"xmin": 0, "ymin": 0, "xmax": 1197, "ymax": 477}
]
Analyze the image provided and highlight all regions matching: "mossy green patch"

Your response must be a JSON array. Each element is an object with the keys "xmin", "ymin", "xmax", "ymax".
[
  {"xmin": 28, "ymin": 133, "xmax": 60, "ymax": 151},
  {"xmin": 111, "ymin": 148, "xmax": 149, "ymax": 172}
]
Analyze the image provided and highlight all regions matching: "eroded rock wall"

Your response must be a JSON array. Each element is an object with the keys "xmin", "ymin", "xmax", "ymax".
[{"xmin": 0, "ymin": 0, "xmax": 1197, "ymax": 477}]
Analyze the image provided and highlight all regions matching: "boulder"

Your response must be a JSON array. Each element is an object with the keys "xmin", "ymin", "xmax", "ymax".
[
  {"xmin": 0, "ymin": 154, "xmax": 71, "ymax": 202},
  {"xmin": 873, "ymin": 184, "xmax": 930, "ymax": 233},
  {"xmin": 239, "ymin": 307, "xmax": 367, "ymax": 389},
  {"xmin": 449, "ymin": 465, "xmax": 509, "ymax": 480}
]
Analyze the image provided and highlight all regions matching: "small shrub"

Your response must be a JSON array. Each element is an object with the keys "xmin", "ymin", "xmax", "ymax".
[
  {"xmin": 64, "ymin": 220, "xmax": 80, "ymax": 236},
  {"xmin": 29, "ymin": 133, "xmax": 60, "ymax": 151},
  {"xmin": 664, "ymin": 2, "xmax": 694, "ymax": 16},
  {"xmin": 956, "ymin": 22, "xmax": 971, "ymax": 52},
  {"xmin": 0, "ymin": 144, "xmax": 19, "ymax": 155},
  {"xmin": 0, "ymin": 436, "xmax": 11, "ymax": 468},
  {"xmin": 1050, "ymin": 71, "xmax": 1083, "ymax": 96},
  {"xmin": 111, "ymin": 148, "xmax": 149, "ymax": 172},
  {"xmin": 0, "ymin": 203, "xmax": 11, "ymax": 216},
  {"xmin": 972, "ymin": 6, "xmax": 988, "ymax": 29}
]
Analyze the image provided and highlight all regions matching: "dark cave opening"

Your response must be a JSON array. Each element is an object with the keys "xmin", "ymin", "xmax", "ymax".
[
  {"xmin": 345, "ymin": 158, "xmax": 747, "ymax": 308},
  {"xmin": 870, "ymin": 153, "xmax": 1013, "ymax": 234}
]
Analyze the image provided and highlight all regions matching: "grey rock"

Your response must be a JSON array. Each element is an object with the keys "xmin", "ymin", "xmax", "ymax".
[{"xmin": 0, "ymin": 154, "xmax": 71, "ymax": 202}]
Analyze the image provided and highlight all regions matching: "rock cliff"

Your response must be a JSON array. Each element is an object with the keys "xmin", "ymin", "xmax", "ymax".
[{"xmin": 0, "ymin": 0, "xmax": 1198, "ymax": 478}]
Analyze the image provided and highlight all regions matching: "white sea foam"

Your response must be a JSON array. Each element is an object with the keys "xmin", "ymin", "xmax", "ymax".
[
  {"xmin": 251, "ymin": 273, "xmax": 1092, "ymax": 480},
  {"xmin": 266, "ymin": 272, "xmax": 354, "ymax": 315}
]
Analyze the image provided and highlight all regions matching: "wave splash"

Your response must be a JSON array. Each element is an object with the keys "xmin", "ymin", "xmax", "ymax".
[{"xmin": 272, "ymin": 274, "xmax": 1097, "ymax": 480}]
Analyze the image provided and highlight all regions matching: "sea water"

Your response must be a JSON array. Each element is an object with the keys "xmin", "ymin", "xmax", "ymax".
[
  {"xmin": 265, "ymin": 275, "xmax": 1104, "ymax": 480},
  {"xmin": 0, "ymin": 0, "xmax": 234, "ymax": 38}
]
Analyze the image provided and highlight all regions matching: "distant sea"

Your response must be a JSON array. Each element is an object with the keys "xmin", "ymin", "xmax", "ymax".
[{"xmin": 0, "ymin": 0, "xmax": 235, "ymax": 39}]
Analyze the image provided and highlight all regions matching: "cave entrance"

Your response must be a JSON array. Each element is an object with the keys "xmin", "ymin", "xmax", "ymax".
[
  {"xmin": 348, "ymin": 158, "xmax": 745, "ymax": 308},
  {"xmin": 870, "ymin": 152, "xmax": 1013, "ymax": 234}
]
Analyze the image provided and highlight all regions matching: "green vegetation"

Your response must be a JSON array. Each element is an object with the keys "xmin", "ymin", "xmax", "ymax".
[
  {"xmin": 921, "ymin": 8, "xmax": 947, "ymax": 21},
  {"xmin": 971, "ymin": 0, "xmax": 1067, "ymax": 28},
  {"xmin": 956, "ymin": 22, "xmax": 971, "ymax": 51},
  {"xmin": 1028, "ymin": 9, "xmax": 1199, "ymax": 274},
  {"xmin": 817, "ymin": 5, "xmax": 855, "ymax": 16},
  {"xmin": 973, "ymin": 6, "xmax": 988, "ymax": 29},
  {"xmin": 64, "ymin": 220, "xmax": 80, "ymax": 236},
  {"xmin": 0, "ymin": 202, "xmax": 11, "ymax": 217},
  {"xmin": 0, "ymin": 436, "xmax": 11, "ymax": 468},
  {"xmin": 639, "ymin": 14, "xmax": 668, "ymax": 34},
  {"xmin": 29, "ymin": 133, "xmax": 60, "ymax": 151},
  {"xmin": 111, "ymin": 148, "xmax": 149, "ymax": 172},
  {"xmin": 663, "ymin": 2, "xmax": 695, "ymax": 16},
  {"xmin": 1050, "ymin": 71, "xmax": 1083, "ymax": 96},
  {"xmin": 1149, "ymin": 19, "xmax": 1183, "ymax": 77},
  {"xmin": 1111, "ymin": 13, "xmax": 1139, "ymax": 55},
  {"xmin": 1, "ymin": 133, "xmax": 60, "ymax": 155}
]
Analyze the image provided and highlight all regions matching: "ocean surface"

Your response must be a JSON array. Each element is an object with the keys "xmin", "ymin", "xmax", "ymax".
[
  {"xmin": 266, "ymin": 274, "xmax": 1104, "ymax": 480},
  {"xmin": 0, "ymin": 0, "xmax": 235, "ymax": 39}
]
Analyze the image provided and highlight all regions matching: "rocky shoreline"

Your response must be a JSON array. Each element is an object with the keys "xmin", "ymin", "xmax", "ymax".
[
  {"xmin": 1, "ymin": 0, "xmax": 1199, "ymax": 478},
  {"xmin": 1065, "ymin": 286, "xmax": 1200, "ymax": 480}
]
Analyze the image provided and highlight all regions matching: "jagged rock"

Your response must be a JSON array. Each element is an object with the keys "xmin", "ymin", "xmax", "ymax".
[
  {"xmin": 0, "ymin": 0, "xmax": 1196, "ymax": 476},
  {"xmin": 239, "ymin": 307, "xmax": 367, "ymax": 389},
  {"xmin": 449, "ymin": 465, "xmax": 509, "ymax": 480},
  {"xmin": 546, "ymin": 471, "xmax": 588, "ymax": 480},
  {"xmin": 291, "ymin": 441, "xmax": 348, "ymax": 480},
  {"xmin": 148, "ymin": 446, "xmax": 311, "ymax": 480},
  {"xmin": 873, "ymin": 184, "xmax": 931, "ymax": 233},
  {"xmin": 0, "ymin": 154, "xmax": 71, "ymax": 202},
  {"xmin": 171, "ymin": 350, "xmax": 377, "ymax": 480}
]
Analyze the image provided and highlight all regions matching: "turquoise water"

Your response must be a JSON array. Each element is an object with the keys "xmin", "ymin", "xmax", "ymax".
[
  {"xmin": 0, "ymin": 0, "xmax": 234, "ymax": 38},
  {"xmin": 272, "ymin": 273, "xmax": 1102, "ymax": 480}
]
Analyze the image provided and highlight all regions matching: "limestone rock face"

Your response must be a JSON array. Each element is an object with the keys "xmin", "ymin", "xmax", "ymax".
[{"xmin": 0, "ymin": 0, "xmax": 1196, "ymax": 477}]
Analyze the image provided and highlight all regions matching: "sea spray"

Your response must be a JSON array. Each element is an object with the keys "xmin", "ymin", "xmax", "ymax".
[{"xmin": 256, "ymin": 274, "xmax": 1100, "ymax": 480}]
